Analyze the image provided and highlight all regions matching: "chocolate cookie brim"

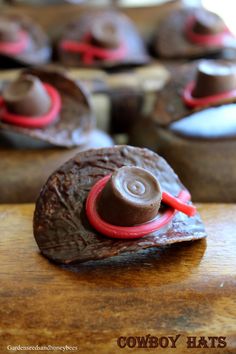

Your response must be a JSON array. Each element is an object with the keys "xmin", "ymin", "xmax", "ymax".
[
  {"xmin": 0, "ymin": 68, "xmax": 95, "ymax": 147},
  {"xmin": 33, "ymin": 146, "xmax": 206, "ymax": 264},
  {"xmin": 152, "ymin": 61, "xmax": 236, "ymax": 126},
  {"xmin": 0, "ymin": 14, "xmax": 51, "ymax": 67},
  {"xmin": 153, "ymin": 8, "xmax": 235, "ymax": 59},
  {"xmin": 57, "ymin": 11, "xmax": 150, "ymax": 68}
]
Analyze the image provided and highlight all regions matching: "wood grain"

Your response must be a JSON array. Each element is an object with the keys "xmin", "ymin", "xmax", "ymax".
[{"xmin": 0, "ymin": 203, "xmax": 235, "ymax": 353}]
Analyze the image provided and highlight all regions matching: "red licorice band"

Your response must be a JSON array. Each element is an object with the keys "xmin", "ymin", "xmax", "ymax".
[
  {"xmin": 183, "ymin": 81, "xmax": 236, "ymax": 108},
  {"xmin": 185, "ymin": 16, "xmax": 232, "ymax": 46},
  {"xmin": 86, "ymin": 174, "xmax": 196, "ymax": 239},
  {"xmin": 60, "ymin": 33, "xmax": 127, "ymax": 64},
  {"xmin": 0, "ymin": 83, "xmax": 61, "ymax": 128},
  {"xmin": 0, "ymin": 31, "xmax": 29, "ymax": 55},
  {"xmin": 162, "ymin": 190, "xmax": 196, "ymax": 216}
]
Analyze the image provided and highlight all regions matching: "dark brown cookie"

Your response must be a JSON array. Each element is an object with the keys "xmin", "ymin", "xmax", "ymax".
[
  {"xmin": 152, "ymin": 60, "xmax": 236, "ymax": 126},
  {"xmin": 56, "ymin": 10, "xmax": 149, "ymax": 68},
  {"xmin": 0, "ymin": 14, "xmax": 51, "ymax": 68},
  {"xmin": 33, "ymin": 145, "xmax": 206, "ymax": 264},
  {"xmin": 0, "ymin": 68, "xmax": 95, "ymax": 147},
  {"xmin": 153, "ymin": 7, "xmax": 236, "ymax": 59}
]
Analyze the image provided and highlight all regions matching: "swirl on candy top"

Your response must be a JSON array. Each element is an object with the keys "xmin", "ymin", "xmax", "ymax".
[{"xmin": 97, "ymin": 166, "xmax": 162, "ymax": 226}]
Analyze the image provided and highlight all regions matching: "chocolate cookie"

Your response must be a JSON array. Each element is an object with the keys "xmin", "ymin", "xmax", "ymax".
[
  {"xmin": 152, "ymin": 7, "xmax": 236, "ymax": 59},
  {"xmin": 0, "ymin": 68, "xmax": 94, "ymax": 147},
  {"xmin": 56, "ymin": 10, "xmax": 149, "ymax": 68},
  {"xmin": 33, "ymin": 146, "xmax": 206, "ymax": 264},
  {"xmin": 0, "ymin": 14, "xmax": 51, "ymax": 68},
  {"xmin": 152, "ymin": 60, "xmax": 236, "ymax": 126}
]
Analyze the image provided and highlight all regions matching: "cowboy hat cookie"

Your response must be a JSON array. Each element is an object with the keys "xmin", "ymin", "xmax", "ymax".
[
  {"xmin": 0, "ymin": 68, "xmax": 96, "ymax": 147},
  {"xmin": 0, "ymin": 14, "xmax": 51, "ymax": 68},
  {"xmin": 152, "ymin": 60, "xmax": 236, "ymax": 126},
  {"xmin": 33, "ymin": 145, "xmax": 206, "ymax": 264},
  {"xmin": 56, "ymin": 10, "xmax": 149, "ymax": 68},
  {"xmin": 152, "ymin": 7, "xmax": 236, "ymax": 59}
]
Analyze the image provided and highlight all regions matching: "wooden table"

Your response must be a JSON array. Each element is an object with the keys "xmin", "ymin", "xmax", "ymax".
[{"xmin": 0, "ymin": 203, "xmax": 235, "ymax": 353}]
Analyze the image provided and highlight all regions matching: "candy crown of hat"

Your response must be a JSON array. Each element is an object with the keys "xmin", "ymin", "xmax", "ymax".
[
  {"xmin": 97, "ymin": 166, "xmax": 162, "ymax": 227},
  {"xmin": 3, "ymin": 74, "xmax": 51, "ymax": 117},
  {"xmin": 192, "ymin": 10, "xmax": 225, "ymax": 35},
  {"xmin": 192, "ymin": 60, "xmax": 236, "ymax": 98}
]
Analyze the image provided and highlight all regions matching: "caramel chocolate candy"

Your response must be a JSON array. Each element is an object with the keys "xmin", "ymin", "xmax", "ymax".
[
  {"xmin": 91, "ymin": 18, "xmax": 120, "ymax": 49},
  {"xmin": 97, "ymin": 166, "xmax": 162, "ymax": 226},
  {"xmin": 192, "ymin": 61, "xmax": 236, "ymax": 98},
  {"xmin": 192, "ymin": 11, "xmax": 225, "ymax": 36},
  {"xmin": 0, "ymin": 19, "xmax": 20, "ymax": 42},
  {"xmin": 3, "ymin": 75, "xmax": 51, "ymax": 117}
]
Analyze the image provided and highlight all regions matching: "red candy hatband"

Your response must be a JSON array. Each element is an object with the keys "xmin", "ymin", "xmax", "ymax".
[
  {"xmin": 0, "ymin": 83, "xmax": 61, "ymax": 128},
  {"xmin": 183, "ymin": 80, "xmax": 236, "ymax": 108},
  {"xmin": 86, "ymin": 174, "xmax": 196, "ymax": 239},
  {"xmin": 0, "ymin": 30, "xmax": 29, "ymax": 55},
  {"xmin": 60, "ymin": 33, "xmax": 127, "ymax": 65},
  {"xmin": 185, "ymin": 16, "xmax": 233, "ymax": 46}
]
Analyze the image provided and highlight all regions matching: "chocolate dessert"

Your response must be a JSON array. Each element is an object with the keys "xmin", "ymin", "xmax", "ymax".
[
  {"xmin": 56, "ymin": 10, "xmax": 149, "ymax": 68},
  {"xmin": 0, "ymin": 14, "xmax": 51, "ymax": 68},
  {"xmin": 33, "ymin": 145, "xmax": 206, "ymax": 264},
  {"xmin": 0, "ymin": 68, "xmax": 95, "ymax": 147},
  {"xmin": 152, "ymin": 7, "xmax": 236, "ymax": 59},
  {"xmin": 151, "ymin": 60, "xmax": 236, "ymax": 126},
  {"xmin": 0, "ymin": 68, "xmax": 113, "ymax": 203}
]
